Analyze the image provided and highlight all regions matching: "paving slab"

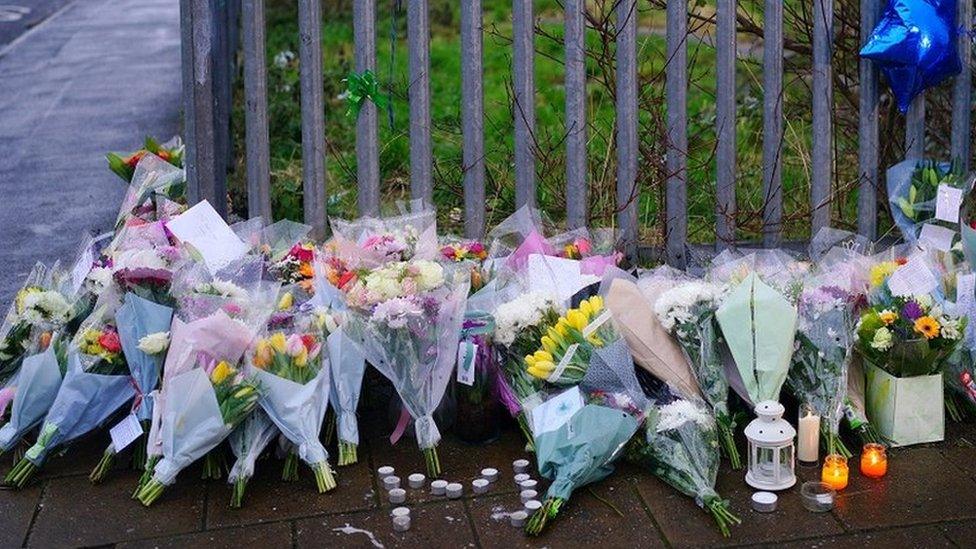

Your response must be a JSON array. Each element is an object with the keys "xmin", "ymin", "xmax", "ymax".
[
  {"xmin": 0, "ymin": 482, "xmax": 42, "ymax": 547},
  {"xmin": 295, "ymin": 501, "xmax": 478, "ymax": 548},
  {"xmin": 832, "ymin": 448, "xmax": 976, "ymax": 531},
  {"xmin": 775, "ymin": 524, "xmax": 954, "ymax": 548},
  {"xmin": 28, "ymin": 469, "xmax": 205, "ymax": 547},
  {"xmin": 118, "ymin": 522, "xmax": 293, "ymax": 549}
]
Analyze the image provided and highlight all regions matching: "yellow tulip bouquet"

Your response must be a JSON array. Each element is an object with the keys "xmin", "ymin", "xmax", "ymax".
[{"xmin": 523, "ymin": 296, "xmax": 618, "ymax": 385}]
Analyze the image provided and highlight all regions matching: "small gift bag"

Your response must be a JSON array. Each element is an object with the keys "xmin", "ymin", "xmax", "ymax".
[{"xmin": 864, "ymin": 360, "xmax": 944, "ymax": 446}]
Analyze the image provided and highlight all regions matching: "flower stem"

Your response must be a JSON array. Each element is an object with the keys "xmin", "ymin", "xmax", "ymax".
[
  {"xmin": 282, "ymin": 452, "xmax": 299, "ymax": 481},
  {"xmin": 134, "ymin": 455, "xmax": 160, "ymax": 497},
  {"xmin": 89, "ymin": 448, "xmax": 116, "ymax": 484},
  {"xmin": 136, "ymin": 478, "xmax": 167, "ymax": 506},
  {"xmin": 338, "ymin": 442, "xmax": 358, "ymax": 466},
  {"xmin": 322, "ymin": 411, "xmax": 336, "ymax": 447},
  {"xmin": 423, "ymin": 447, "xmax": 441, "ymax": 478},
  {"xmin": 312, "ymin": 462, "xmax": 337, "ymax": 493},
  {"xmin": 229, "ymin": 476, "xmax": 249, "ymax": 508},
  {"xmin": 705, "ymin": 498, "xmax": 741, "ymax": 538},
  {"xmin": 717, "ymin": 423, "xmax": 742, "ymax": 470},
  {"xmin": 517, "ymin": 414, "xmax": 535, "ymax": 453},
  {"xmin": 201, "ymin": 451, "xmax": 225, "ymax": 480},
  {"xmin": 525, "ymin": 497, "xmax": 563, "ymax": 536},
  {"xmin": 130, "ymin": 425, "xmax": 148, "ymax": 470},
  {"xmin": 4, "ymin": 457, "xmax": 37, "ymax": 489}
]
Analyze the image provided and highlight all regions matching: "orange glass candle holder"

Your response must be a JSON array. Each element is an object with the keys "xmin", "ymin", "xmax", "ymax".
[
  {"xmin": 821, "ymin": 454, "xmax": 849, "ymax": 491},
  {"xmin": 860, "ymin": 443, "xmax": 887, "ymax": 478}
]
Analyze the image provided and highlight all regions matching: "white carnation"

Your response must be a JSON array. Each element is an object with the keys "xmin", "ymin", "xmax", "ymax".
[
  {"xmin": 493, "ymin": 292, "xmax": 562, "ymax": 347},
  {"xmin": 653, "ymin": 281, "xmax": 722, "ymax": 331},
  {"xmin": 655, "ymin": 399, "xmax": 715, "ymax": 433}
]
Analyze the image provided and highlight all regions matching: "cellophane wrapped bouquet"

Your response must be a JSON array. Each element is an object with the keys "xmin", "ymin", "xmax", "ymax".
[
  {"xmin": 89, "ymin": 292, "xmax": 174, "ymax": 483},
  {"xmin": 523, "ymin": 329, "xmax": 643, "ymax": 535},
  {"xmin": 626, "ymin": 385, "xmax": 740, "ymax": 537},
  {"xmin": 887, "ymin": 159, "xmax": 967, "ymax": 243},
  {"xmin": 107, "ymin": 136, "xmax": 184, "ymax": 184},
  {"xmin": 134, "ymin": 271, "xmax": 274, "ymax": 503},
  {"xmin": 654, "ymin": 278, "xmax": 740, "ymax": 468},
  {"xmin": 258, "ymin": 219, "xmax": 317, "ymax": 293},
  {"xmin": 342, "ymin": 260, "xmax": 469, "ymax": 477},
  {"xmin": 249, "ymin": 309, "xmax": 336, "ymax": 497},
  {"xmin": 7, "ymin": 298, "xmax": 136, "ymax": 488},
  {"xmin": 112, "ymin": 151, "xmax": 186, "ymax": 229}
]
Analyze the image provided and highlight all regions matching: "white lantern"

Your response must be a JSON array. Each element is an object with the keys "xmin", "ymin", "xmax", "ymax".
[{"xmin": 744, "ymin": 400, "xmax": 796, "ymax": 491}]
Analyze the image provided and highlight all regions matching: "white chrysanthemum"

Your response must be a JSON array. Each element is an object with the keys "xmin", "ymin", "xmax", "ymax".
[
  {"xmin": 870, "ymin": 327, "xmax": 893, "ymax": 351},
  {"xmin": 653, "ymin": 281, "xmax": 721, "ymax": 331},
  {"xmin": 113, "ymin": 248, "xmax": 168, "ymax": 272},
  {"xmin": 19, "ymin": 290, "xmax": 70, "ymax": 325},
  {"xmin": 138, "ymin": 331, "xmax": 170, "ymax": 354},
  {"xmin": 197, "ymin": 279, "xmax": 250, "ymax": 300},
  {"xmin": 493, "ymin": 292, "xmax": 561, "ymax": 346},
  {"xmin": 940, "ymin": 318, "xmax": 962, "ymax": 340},
  {"xmin": 414, "ymin": 260, "xmax": 444, "ymax": 290},
  {"xmin": 655, "ymin": 399, "xmax": 715, "ymax": 433}
]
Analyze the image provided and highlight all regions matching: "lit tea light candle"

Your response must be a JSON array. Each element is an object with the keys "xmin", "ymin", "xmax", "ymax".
[
  {"xmin": 821, "ymin": 454, "xmax": 848, "ymax": 491},
  {"xmin": 860, "ymin": 443, "xmax": 887, "ymax": 479},
  {"xmin": 797, "ymin": 404, "xmax": 820, "ymax": 465}
]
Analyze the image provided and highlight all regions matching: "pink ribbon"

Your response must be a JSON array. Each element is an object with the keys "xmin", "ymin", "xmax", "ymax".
[{"xmin": 389, "ymin": 406, "xmax": 412, "ymax": 446}]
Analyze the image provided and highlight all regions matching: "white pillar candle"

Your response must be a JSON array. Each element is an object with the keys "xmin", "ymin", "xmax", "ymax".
[{"xmin": 798, "ymin": 405, "xmax": 820, "ymax": 464}]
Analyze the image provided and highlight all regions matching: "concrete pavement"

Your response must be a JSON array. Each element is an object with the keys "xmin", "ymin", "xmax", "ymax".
[{"xmin": 0, "ymin": 0, "xmax": 182, "ymax": 305}]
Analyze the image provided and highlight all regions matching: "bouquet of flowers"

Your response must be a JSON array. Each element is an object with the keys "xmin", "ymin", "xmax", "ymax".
[
  {"xmin": 6, "ymin": 301, "xmax": 136, "ymax": 488},
  {"xmin": 887, "ymin": 159, "xmax": 967, "ymax": 243},
  {"xmin": 855, "ymin": 290, "xmax": 965, "ymax": 377},
  {"xmin": 654, "ymin": 279, "xmax": 741, "ymax": 468},
  {"xmin": 135, "ymin": 359, "xmax": 262, "ymax": 505},
  {"xmin": 137, "ymin": 284, "xmax": 272, "ymax": 490},
  {"xmin": 0, "ymin": 339, "xmax": 63, "ymax": 454},
  {"xmin": 108, "ymin": 230, "xmax": 186, "ymax": 306},
  {"xmin": 525, "ymin": 398, "xmax": 639, "ymax": 535},
  {"xmin": 107, "ymin": 136, "xmax": 184, "ymax": 183},
  {"xmin": 626, "ymin": 390, "xmax": 740, "ymax": 537},
  {"xmin": 342, "ymin": 260, "xmax": 469, "ymax": 476},
  {"xmin": 329, "ymin": 202, "xmax": 438, "ymax": 266},
  {"xmin": 524, "ymin": 337, "xmax": 647, "ymax": 535},
  {"xmin": 440, "ymin": 239, "xmax": 489, "ymax": 293},
  {"xmin": 227, "ymin": 408, "xmax": 278, "ymax": 507},
  {"xmin": 89, "ymin": 293, "xmax": 174, "ymax": 483},
  {"xmin": 249, "ymin": 322, "xmax": 336, "ymax": 494},
  {"xmin": 522, "ymin": 295, "xmax": 618, "ymax": 386},
  {"xmin": 258, "ymin": 220, "xmax": 316, "ymax": 292},
  {"xmin": 454, "ymin": 312, "xmax": 503, "ymax": 444},
  {"xmin": 0, "ymin": 264, "xmax": 73, "ymax": 386},
  {"xmin": 112, "ymin": 152, "xmax": 186, "ymax": 228}
]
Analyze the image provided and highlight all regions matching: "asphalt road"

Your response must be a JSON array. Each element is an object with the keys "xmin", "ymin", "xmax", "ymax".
[{"xmin": 0, "ymin": 0, "xmax": 75, "ymax": 51}]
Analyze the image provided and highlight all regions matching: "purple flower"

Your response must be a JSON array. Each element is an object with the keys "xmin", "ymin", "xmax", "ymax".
[{"xmin": 902, "ymin": 300, "xmax": 924, "ymax": 320}]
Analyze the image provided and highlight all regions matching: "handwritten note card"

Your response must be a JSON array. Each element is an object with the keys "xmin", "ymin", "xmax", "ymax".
[{"xmin": 166, "ymin": 201, "xmax": 249, "ymax": 274}]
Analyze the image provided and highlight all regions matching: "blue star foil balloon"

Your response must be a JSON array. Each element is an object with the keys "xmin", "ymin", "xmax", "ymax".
[{"xmin": 859, "ymin": 0, "xmax": 962, "ymax": 113}]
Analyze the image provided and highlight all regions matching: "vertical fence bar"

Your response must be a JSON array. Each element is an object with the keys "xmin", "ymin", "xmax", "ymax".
[
  {"xmin": 615, "ymin": 0, "xmax": 638, "ymax": 259},
  {"xmin": 461, "ymin": 0, "xmax": 486, "ymax": 238},
  {"xmin": 354, "ymin": 0, "xmax": 380, "ymax": 216},
  {"xmin": 905, "ymin": 95, "xmax": 925, "ymax": 160},
  {"xmin": 715, "ymin": 0, "xmax": 736, "ymax": 250},
  {"xmin": 212, "ymin": 0, "xmax": 230, "ymax": 184},
  {"xmin": 298, "ymin": 0, "xmax": 327, "ymax": 237},
  {"xmin": 811, "ymin": 0, "xmax": 833, "ymax": 235},
  {"xmin": 762, "ymin": 0, "xmax": 784, "ymax": 246},
  {"xmin": 666, "ymin": 0, "xmax": 688, "ymax": 266},
  {"xmin": 242, "ymin": 0, "xmax": 272, "ymax": 221},
  {"xmin": 408, "ymin": 0, "xmax": 433, "ymax": 204},
  {"xmin": 513, "ymin": 0, "xmax": 536, "ymax": 208},
  {"xmin": 180, "ymin": 0, "xmax": 223, "ymax": 215},
  {"xmin": 952, "ymin": 0, "xmax": 973, "ymax": 171},
  {"xmin": 857, "ymin": 0, "xmax": 880, "ymax": 240},
  {"xmin": 565, "ymin": 0, "xmax": 587, "ymax": 229}
]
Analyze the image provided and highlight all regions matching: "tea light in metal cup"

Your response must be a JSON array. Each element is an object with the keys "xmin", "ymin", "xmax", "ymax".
[
  {"xmin": 430, "ymin": 479, "xmax": 448, "ymax": 496},
  {"xmin": 513, "ymin": 459, "xmax": 530, "ymax": 474},
  {"xmin": 524, "ymin": 499, "xmax": 543, "ymax": 514},
  {"xmin": 520, "ymin": 489, "xmax": 538, "ymax": 504},
  {"xmin": 378, "ymin": 465, "xmax": 395, "ymax": 478},
  {"xmin": 408, "ymin": 473, "xmax": 426, "ymax": 489},
  {"xmin": 446, "ymin": 482, "xmax": 463, "ymax": 499},
  {"xmin": 391, "ymin": 506, "xmax": 410, "ymax": 519},
  {"xmin": 388, "ymin": 488, "xmax": 406, "ymax": 504},
  {"xmin": 472, "ymin": 478, "xmax": 490, "ymax": 494},
  {"xmin": 382, "ymin": 475, "xmax": 401, "ymax": 491},
  {"xmin": 513, "ymin": 473, "xmax": 530, "ymax": 488},
  {"xmin": 751, "ymin": 491, "xmax": 777, "ymax": 513},
  {"xmin": 519, "ymin": 479, "xmax": 538, "ymax": 491},
  {"xmin": 392, "ymin": 515, "xmax": 411, "ymax": 532},
  {"xmin": 510, "ymin": 510, "xmax": 528, "ymax": 527},
  {"xmin": 480, "ymin": 468, "xmax": 499, "ymax": 482}
]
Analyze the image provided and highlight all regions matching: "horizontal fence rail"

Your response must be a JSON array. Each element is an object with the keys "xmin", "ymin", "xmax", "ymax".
[{"xmin": 180, "ymin": 0, "xmax": 975, "ymax": 265}]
